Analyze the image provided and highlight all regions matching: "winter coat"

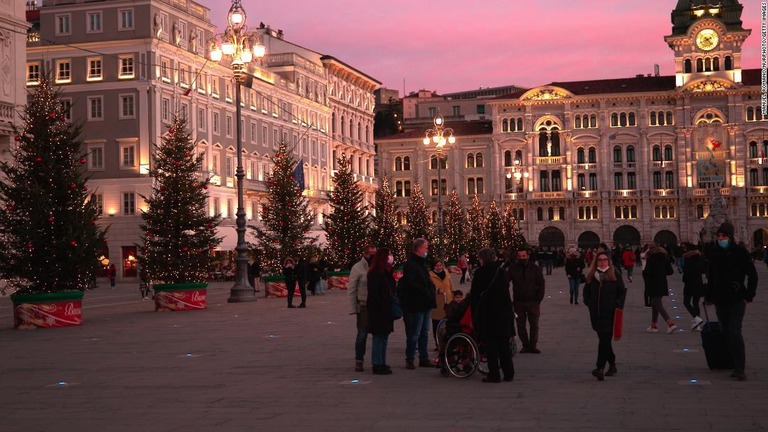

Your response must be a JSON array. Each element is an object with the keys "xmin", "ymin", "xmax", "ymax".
[
  {"xmin": 706, "ymin": 243, "xmax": 758, "ymax": 304},
  {"xmin": 397, "ymin": 253, "xmax": 437, "ymax": 313},
  {"xmin": 642, "ymin": 248, "xmax": 674, "ymax": 298},
  {"xmin": 583, "ymin": 270, "xmax": 627, "ymax": 333},
  {"xmin": 622, "ymin": 250, "xmax": 635, "ymax": 268},
  {"xmin": 307, "ymin": 262, "xmax": 321, "ymax": 284},
  {"xmin": 282, "ymin": 265, "xmax": 297, "ymax": 292},
  {"xmin": 682, "ymin": 250, "xmax": 705, "ymax": 297},
  {"xmin": 508, "ymin": 261, "xmax": 545, "ymax": 303},
  {"xmin": 367, "ymin": 270, "xmax": 396, "ymax": 336},
  {"xmin": 348, "ymin": 257, "xmax": 369, "ymax": 314},
  {"xmin": 565, "ymin": 257, "xmax": 585, "ymax": 280},
  {"xmin": 430, "ymin": 270, "xmax": 455, "ymax": 320},
  {"xmin": 469, "ymin": 261, "xmax": 514, "ymax": 341}
]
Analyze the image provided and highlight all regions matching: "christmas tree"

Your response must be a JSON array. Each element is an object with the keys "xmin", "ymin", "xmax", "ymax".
[
  {"xmin": 138, "ymin": 116, "xmax": 221, "ymax": 284},
  {"xmin": 444, "ymin": 190, "xmax": 466, "ymax": 262},
  {"xmin": 0, "ymin": 77, "xmax": 107, "ymax": 294},
  {"xmin": 465, "ymin": 194, "xmax": 487, "ymax": 258},
  {"xmin": 324, "ymin": 154, "xmax": 369, "ymax": 269},
  {"xmin": 486, "ymin": 200, "xmax": 504, "ymax": 253},
  {"xmin": 504, "ymin": 204, "xmax": 527, "ymax": 252},
  {"xmin": 251, "ymin": 142, "xmax": 314, "ymax": 271},
  {"xmin": 405, "ymin": 181, "xmax": 432, "ymax": 247},
  {"xmin": 371, "ymin": 174, "xmax": 405, "ymax": 264}
]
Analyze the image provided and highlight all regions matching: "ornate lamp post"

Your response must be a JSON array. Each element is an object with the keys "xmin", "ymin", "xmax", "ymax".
[
  {"xmin": 505, "ymin": 158, "xmax": 529, "ymax": 193},
  {"xmin": 423, "ymin": 115, "xmax": 455, "ymax": 259},
  {"xmin": 209, "ymin": 0, "xmax": 266, "ymax": 303}
]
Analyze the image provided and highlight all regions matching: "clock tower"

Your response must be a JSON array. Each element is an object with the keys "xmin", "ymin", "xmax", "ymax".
[{"xmin": 664, "ymin": 0, "xmax": 751, "ymax": 88}]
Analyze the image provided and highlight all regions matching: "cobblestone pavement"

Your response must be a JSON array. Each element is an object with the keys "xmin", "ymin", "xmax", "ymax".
[{"xmin": 1, "ymin": 264, "xmax": 766, "ymax": 431}]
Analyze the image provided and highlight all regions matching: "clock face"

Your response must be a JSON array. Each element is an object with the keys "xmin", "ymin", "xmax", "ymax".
[{"xmin": 696, "ymin": 29, "xmax": 719, "ymax": 51}]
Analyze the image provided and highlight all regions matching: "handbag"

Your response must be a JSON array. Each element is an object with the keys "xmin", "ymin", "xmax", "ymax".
[
  {"xmin": 391, "ymin": 295, "xmax": 403, "ymax": 320},
  {"xmin": 613, "ymin": 308, "xmax": 624, "ymax": 341}
]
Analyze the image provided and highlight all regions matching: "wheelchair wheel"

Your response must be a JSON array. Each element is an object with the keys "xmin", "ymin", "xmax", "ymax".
[
  {"xmin": 435, "ymin": 319, "xmax": 447, "ymax": 346},
  {"xmin": 443, "ymin": 333, "xmax": 479, "ymax": 378}
]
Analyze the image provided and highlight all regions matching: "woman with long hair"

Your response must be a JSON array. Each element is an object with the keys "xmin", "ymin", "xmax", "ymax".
[
  {"xmin": 583, "ymin": 251, "xmax": 627, "ymax": 381},
  {"xmin": 367, "ymin": 247, "xmax": 397, "ymax": 375},
  {"xmin": 430, "ymin": 259, "xmax": 455, "ymax": 347}
]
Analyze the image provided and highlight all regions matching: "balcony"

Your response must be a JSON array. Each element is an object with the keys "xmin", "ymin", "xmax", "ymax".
[
  {"xmin": 749, "ymin": 186, "xmax": 768, "ymax": 195},
  {"xmin": 574, "ymin": 191, "xmax": 599, "ymax": 198},
  {"xmin": 749, "ymin": 158, "xmax": 767, "ymax": 166},
  {"xmin": 652, "ymin": 160, "xmax": 675, "ymax": 168},
  {"xmin": 694, "ymin": 150, "xmax": 729, "ymax": 160},
  {"xmin": 612, "ymin": 190, "xmax": 639, "ymax": 198},
  {"xmin": 575, "ymin": 163, "xmax": 597, "ymax": 170},
  {"xmin": 693, "ymin": 187, "xmax": 731, "ymax": 197},
  {"xmin": 651, "ymin": 189, "xmax": 677, "ymax": 197},
  {"xmin": 531, "ymin": 191, "xmax": 565, "ymax": 199},
  {"xmin": 503, "ymin": 192, "xmax": 527, "ymax": 200},
  {"xmin": 534, "ymin": 156, "xmax": 565, "ymax": 165}
]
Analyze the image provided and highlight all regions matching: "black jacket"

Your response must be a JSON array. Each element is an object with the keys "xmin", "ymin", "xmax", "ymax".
[
  {"xmin": 682, "ymin": 250, "xmax": 705, "ymax": 296},
  {"xmin": 565, "ymin": 257, "xmax": 585, "ymax": 279},
  {"xmin": 583, "ymin": 271, "xmax": 627, "ymax": 333},
  {"xmin": 706, "ymin": 243, "xmax": 758, "ymax": 303},
  {"xmin": 508, "ymin": 261, "xmax": 545, "ymax": 303},
  {"xmin": 469, "ymin": 261, "xmax": 514, "ymax": 341},
  {"xmin": 642, "ymin": 249, "xmax": 673, "ymax": 298},
  {"xmin": 367, "ymin": 270, "xmax": 395, "ymax": 336},
  {"xmin": 282, "ymin": 266, "xmax": 296, "ymax": 290},
  {"xmin": 397, "ymin": 253, "xmax": 437, "ymax": 312}
]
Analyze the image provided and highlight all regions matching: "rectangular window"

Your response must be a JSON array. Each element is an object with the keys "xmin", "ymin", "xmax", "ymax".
[
  {"xmin": 88, "ymin": 96, "xmax": 103, "ymax": 120},
  {"xmin": 121, "ymin": 145, "xmax": 135, "ymax": 168},
  {"xmin": 179, "ymin": 63, "xmax": 188, "ymax": 87},
  {"xmin": 212, "ymin": 154, "xmax": 219, "ymax": 175},
  {"xmin": 26, "ymin": 62, "xmax": 40, "ymax": 85},
  {"xmin": 211, "ymin": 78, "xmax": 219, "ymax": 97},
  {"xmin": 92, "ymin": 194, "xmax": 103, "ymax": 215},
  {"xmin": 119, "ymin": 55, "xmax": 134, "ymax": 79},
  {"xmin": 119, "ymin": 94, "xmax": 135, "ymax": 118},
  {"xmin": 262, "ymin": 125, "xmax": 268, "ymax": 147},
  {"xmin": 56, "ymin": 60, "xmax": 71, "ymax": 83},
  {"xmin": 161, "ymin": 98, "xmax": 170, "ymax": 122},
  {"xmin": 196, "ymin": 29, "xmax": 205, "ymax": 54},
  {"xmin": 88, "ymin": 145, "xmax": 104, "ymax": 170},
  {"xmin": 86, "ymin": 11, "xmax": 102, "ymax": 33},
  {"xmin": 212, "ymin": 112, "xmax": 220, "ymax": 134},
  {"xmin": 477, "ymin": 104, "xmax": 486, "ymax": 115},
  {"xmin": 226, "ymin": 156, "xmax": 233, "ymax": 177},
  {"xmin": 59, "ymin": 99, "xmax": 72, "ymax": 121},
  {"xmin": 198, "ymin": 108, "xmax": 206, "ymax": 131},
  {"xmin": 178, "ymin": 21, "xmax": 187, "ymax": 48},
  {"xmin": 118, "ymin": 9, "xmax": 134, "ymax": 30},
  {"xmin": 227, "ymin": 199, "xmax": 233, "ymax": 219},
  {"xmin": 452, "ymin": 106, "xmax": 460, "ymax": 116},
  {"xmin": 161, "ymin": 59, "xmax": 170, "ymax": 82},
  {"xmin": 123, "ymin": 193, "xmax": 135, "ymax": 215},
  {"xmin": 56, "ymin": 14, "xmax": 71, "ymax": 35},
  {"xmin": 87, "ymin": 57, "xmax": 103, "ymax": 81}
]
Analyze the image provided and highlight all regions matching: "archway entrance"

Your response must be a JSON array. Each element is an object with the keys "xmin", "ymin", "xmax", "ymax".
[
  {"xmin": 538, "ymin": 226, "xmax": 565, "ymax": 248},
  {"xmin": 753, "ymin": 228, "xmax": 768, "ymax": 249},
  {"xmin": 577, "ymin": 231, "xmax": 600, "ymax": 249},
  {"xmin": 613, "ymin": 225, "xmax": 641, "ymax": 247},
  {"xmin": 653, "ymin": 230, "xmax": 678, "ymax": 248}
]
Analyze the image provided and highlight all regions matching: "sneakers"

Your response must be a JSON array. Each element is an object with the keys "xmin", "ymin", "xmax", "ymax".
[
  {"xmin": 646, "ymin": 324, "xmax": 659, "ymax": 333},
  {"xmin": 372, "ymin": 365, "xmax": 392, "ymax": 375},
  {"xmin": 666, "ymin": 320, "xmax": 678, "ymax": 334},
  {"xmin": 592, "ymin": 368, "xmax": 605, "ymax": 381},
  {"xmin": 691, "ymin": 316, "xmax": 704, "ymax": 331},
  {"xmin": 405, "ymin": 360, "xmax": 415, "ymax": 370},
  {"xmin": 605, "ymin": 365, "xmax": 617, "ymax": 376}
]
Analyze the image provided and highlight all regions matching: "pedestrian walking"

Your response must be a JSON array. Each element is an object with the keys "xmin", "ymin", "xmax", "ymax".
[
  {"xmin": 458, "ymin": 253, "xmax": 469, "ymax": 285},
  {"xmin": 469, "ymin": 248, "xmax": 514, "ymax": 383},
  {"xmin": 108, "ymin": 264, "xmax": 117, "ymax": 289},
  {"xmin": 367, "ymin": 247, "xmax": 397, "ymax": 375},
  {"xmin": 508, "ymin": 248, "xmax": 546, "ymax": 354},
  {"xmin": 681, "ymin": 242, "xmax": 705, "ymax": 331},
  {"xmin": 622, "ymin": 246, "xmax": 636, "ymax": 283},
  {"xmin": 642, "ymin": 245, "xmax": 676, "ymax": 334},
  {"xmin": 348, "ymin": 245, "xmax": 375, "ymax": 372},
  {"xmin": 583, "ymin": 251, "xmax": 627, "ymax": 381},
  {"xmin": 308, "ymin": 256, "xmax": 322, "ymax": 295},
  {"xmin": 565, "ymin": 248, "xmax": 585, "ymax": 304},
  {"xmin": 283, "ymin": 258, "xmax": 303, "ymax": 308},
  {"xmin": 397, "ymin": 238, "xmax": 437, "ymax": 369},
  {"xmin": 705, "ymin": 222, "xmax": 758, "ymax": 381}
]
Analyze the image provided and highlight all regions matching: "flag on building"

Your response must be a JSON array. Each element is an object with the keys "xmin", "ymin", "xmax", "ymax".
[{"xmin": 293, "ymin": 159, "xmax": 305, "ymax": 190}]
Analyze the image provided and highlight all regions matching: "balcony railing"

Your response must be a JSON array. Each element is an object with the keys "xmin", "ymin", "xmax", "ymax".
[
  {"xmin": 574, "ymin": 191, "xmax": 599, "ymax": 198},
  {"xmin": 651, "ymin": 160, "xmax": 675, "ymax": 168},
  {"xmin": 531, "ymin": 191, "xmax": 565, "ymax": 199},
  {"xmin": 502, "ymin": 192, "xmax": 527, "ymax": 200},
  {"xmin": 693, "ymin": 187, "xmax": 731, "ymax": 196},
  {"xmin": 575, "ymin": 163, "xmax": 597, "ymax": 170},
  {"xmin": 534, "ymin": 156, "xmax": 565, "ymax": 165},
  {"xmin": 748, "ymin": 157, "xmax": 767, "ymax": 165},
  {"xmin": 612, "ymin": 190, "xmax": 639, "ymax": 198},
  {"xmin": 651, "ymin": 189, "xmax": 676, "ymax": 197},
  {"xmin": 694, "ymin": 150, "xmax": 729, "ymax": 160},
  {"xmin": 748, "ymin": 186, "xmax": 768, "ymax": 195}
]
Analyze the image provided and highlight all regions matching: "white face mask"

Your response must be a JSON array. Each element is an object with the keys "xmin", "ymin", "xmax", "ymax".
[{"xmin": 597, "ymin": 265, "xmax": 609, "ymax": 272}]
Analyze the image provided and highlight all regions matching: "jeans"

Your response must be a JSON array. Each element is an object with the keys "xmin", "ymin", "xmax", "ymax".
[
  {"xmin": 676, "ymin": 257, "xmax": 684, "ymax": 273},
  {"xmin": 289, "ymin": 279, "xmax": 307, "ymax": 306},
  {"xmin": 625, "ymin": 266, "xmax": 634, "ymax": 280},
  {"xmin": 371, "ymin": 334, "xmax": 389, "ymax": 366},
  {"xmin": 650, "ymin": 296, "xmax": 671, "ymax": 323},
  {"xmin": 514, "ymin": 301, "xmax": 541, "ymax": 349},
  {"xmin": 544, "ymin": 260, "xmax": 553, "ymax": 275},
  {"xmin": 354, "ymin": 307, "xmax": 368, "ymax": 362},
  {"xmin": 596, "ymin": 331, "xmax": 616, "ymax": 369},
  {"xmin": 404, "ymin": 311, "xmax": 431, "ymax": 362},
  {"xmin": 716, "ymin": 300, "xmax": 747, "ymax": 373},
  {"xmin": 568, "ymin": 277, "xmax": 580, "ymax": 303}
]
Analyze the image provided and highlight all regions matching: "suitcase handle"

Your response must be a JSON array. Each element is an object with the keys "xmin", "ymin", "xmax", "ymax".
[{"xmin": 701, "ymin": 299, "xmax": 713, "ymax": 323}]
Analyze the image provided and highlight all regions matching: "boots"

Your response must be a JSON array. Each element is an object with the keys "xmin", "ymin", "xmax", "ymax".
[{"xmin": 372, "ymin": 365, "xmax": 392, "ymax": 375}]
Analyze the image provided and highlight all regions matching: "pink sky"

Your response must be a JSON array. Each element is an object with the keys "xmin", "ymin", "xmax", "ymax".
[{"xmin": 204, "ymin": 0, "xmax": 764, "ymax": 94}]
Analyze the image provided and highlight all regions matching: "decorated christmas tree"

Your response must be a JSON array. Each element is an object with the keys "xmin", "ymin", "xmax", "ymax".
[
  {"xmin": 251, "ymin": 142, "xmax": 314, "ymax": 271},
  {"xmin": 371, "ymin": 174, "xmax": 406, "ymax": 264},
  {"xmin": 0, "ymin": 77, "xmax": 107, "ymax": 294},
  {"xmin": 504, "ymin": 205, "xmax": 527, "ymax": 252},
  {"xmin": 324, "ymin": 154, "xmax": 369, "ymax": 269},
  {"xmin": 486, "ymin": 200, "xmax": 504, "ymax": 253},
  {"xmin": 138, "ymin": 116, "xmax": 221, "ymax": 284},
  {"xmin": 444, "ymin": 190, "xmax": 467, "ymax": 262},
  {"xmin": 405, "ymin": 181, "xmax": 432, "ymax": 246},
  {"xmin": 465, "ymin": 194, "xmax": 487, "ymax": 258}
]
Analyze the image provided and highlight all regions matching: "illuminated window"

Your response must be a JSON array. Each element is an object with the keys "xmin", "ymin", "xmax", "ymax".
[
  {"xmin": 26, "ymin": 62, "xmax": 41, "ymax": 85},
  {"xmin": 87, "ymin": 57, "xmax": 103, "ymax": 81},
  {"xmin": 56, "ymin": 60, "xmax": 71, "ymax": 83},
  {"xmin": 119, "ymin": 55, "xmax": 134, "ymax": 79}
]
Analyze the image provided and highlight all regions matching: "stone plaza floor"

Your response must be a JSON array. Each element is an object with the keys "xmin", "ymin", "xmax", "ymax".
[{"xmin": 1, "ymin": 264, "xmax": 767, "ymax": 431}]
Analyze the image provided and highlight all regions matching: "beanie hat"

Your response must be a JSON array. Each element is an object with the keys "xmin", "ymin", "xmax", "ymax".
[{"xmin": 717, "ymin": 222, "xmax": 735, "ymax": 239}]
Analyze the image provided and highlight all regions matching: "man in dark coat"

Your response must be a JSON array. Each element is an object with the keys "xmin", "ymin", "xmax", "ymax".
[
  {"xmin": 706, "ymin": 222, "xmax": 758, "ymax": 381},
  {"xmin": 508, "ymin": 248, "xmax": 546, "ymax": 353},
  {"xmin": 397, "ymin": 238, "xmax": 437, "ymax": 369},
  {"xmin": 469, "ymin": 248, "xmax": 514, "ymax": 382}
]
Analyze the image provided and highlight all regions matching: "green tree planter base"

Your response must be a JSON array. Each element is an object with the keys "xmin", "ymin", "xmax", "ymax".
[
  {"xmin": 153, "ymin": 283, "xmax": 207, "ymax": 311},
  {"xmin": 11, "ymin": 291, "xmax": 84, "ymax": 329}
]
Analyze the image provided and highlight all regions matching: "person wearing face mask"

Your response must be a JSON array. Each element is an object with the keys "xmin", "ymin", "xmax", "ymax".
[
  {"xmin": 348, "ymin": 245, "xmax": 376, "ymax": 372},
  {"xmin": 397, "ymin": 238, "xmax": 437, "ymax": 369},
  {"xmin": 367, "ymin": 248, "xmax": 397, "ymax": 375},
  {"xmin": 508, "ymin": 248, "xmax": 546, "ymax": 354},
  {"xmin": 583, "ymin": 252, "xmax": 626, "ymax": 381},
  {"xmin": 705, "ymin": 222, "xmax": 758, "ymax": 381}
]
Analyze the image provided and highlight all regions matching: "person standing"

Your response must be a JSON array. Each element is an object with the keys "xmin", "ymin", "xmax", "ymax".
[
  {"xmin": 508, "ymin": 248, "xmax": 546, "ymax": 354},
  {"xmin": 348, "ymin": 245, "xmax": 376, "ymax": 372},
  {"xmin": 682, "ymin": 243, "xmax": 705, "ymax": 331},
  {"xmin": 248, "ymin": 255, "xmax": 262, "ymax": 292},
  {"xmin": 706, "ymin": 222, "xmax": 758, "ymax": 381},
  {"xmin": 295, "ymin": 257, "xmax": 308, "ymax": 302},
  {"xmin": 583, "ymin": 251, "xmax": 627, "ymax": 381},
  {"xmin": 367, "ymin": 248, "xmax": 397, "ymax": 375},
  {"xmin": 622, "ymin": 246, "xmax": 636, "ymax": 283},
  {"xmin": 397, "ymin": 238, "xmax": 437, "ymax": 369},
  {"xmin": 307, "ymin": 256, "xmax": 322, "ymax": 295},
  {"xmin": 282, "ymin": 258, "xmax": 300, "ymax": 308},
  {"xmin": 643, "ymin": 245, "xmax": 676, "ymax": 333},
  {"xmin": 430, "ymin": 260, "xmax": 455, "ymax": 347},
  {"xmin": 565, "ymin": 248, "xmax": 585, "ymax": 305},
  {"xmin": 458, "ymin": 253, "xmax": 469, "ymax": 285},
  {"xmin": 611, "ymin": 245, "xmax": 623, "ymax": 277},
  {"xmin": 470, "ymin": 248, "xmax": 514, "ymax": 383},
  {"xmin": 108, "ymin": 264, "xmax": 117, "ymax": 289},
  {"xmin": 544, "ymin": 248, "xmax": 554, "ymax": 275}
]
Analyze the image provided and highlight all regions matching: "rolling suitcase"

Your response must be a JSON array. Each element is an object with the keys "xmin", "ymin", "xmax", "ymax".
[{"xmin": 700, "ymin": 302, "xmax": 734, "ymax": 370}]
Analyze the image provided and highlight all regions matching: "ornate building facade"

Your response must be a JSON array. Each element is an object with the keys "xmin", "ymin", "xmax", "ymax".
[
  {"xmin": 376, "ymin": 0, "xmax": 767, "ymax": 250},
  {"xmin": 26, "ymin": 0, "xmax": 377, "ymax": 280},
  {"xmin": 0, "ymin": 1, "xmax": 29, "ymax": 164}
]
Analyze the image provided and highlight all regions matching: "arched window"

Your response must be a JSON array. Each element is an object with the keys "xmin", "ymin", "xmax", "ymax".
[
  {"xmin": 751, "ymin": 204, "xmax": 758, "ymax": 217},
  {"xmin": 467, "ymin": 178, "xmax": 475, "ymax": 195},
  {"xmin": 589, "ymin": 173, "xmax": 598, "ymax": 190},
  {"xmin": 349, "ymin": 119, "xmax": 354, "ymax": 138},
  {"xmin": 626, "ymin": 146, "xmax": 635, "ymax": 163},
  {"xmin": 340, "ymin": 115, "xmax": 345, "ymax": 135},
  {"xmin": 588, "ymin": 147, "xmax": 596, "ymax": 163},
  {"xmin": 666, "ymin": 111, "xmax": 673, "ymax": 125},
  {"xmin": 592, "ymin": 206, "xmax": 599, "ymax": 218},
  {"xmin": 502, "ymin": 118, "xmax": 509, "ymax": 132},
  {"xmin": 696, "ymin": 58, "xmax": 703, "ymax": 72},
  {"xmin": 611, "ymin": 113, "xmax": 618, "ymax": 127},
  {"xmin": 578, "ymin": 207, "xmax": 585, "ymax": 219},
  {"xmin": 552, "ymin": 170, "xmax": 562, "ymax": 191},
  {"xmin": 431, "ymin": 179, "xmax": 439, "ymax": 196},
  {"xmin": 697, "ymin": 204, "xmax": 705, "ymax": 219},
  {"xmin": 664, "ymin": 145, "xmax": 673, "ymax": 161},
  {"xmin": 704, "ymin": 57, "xmax": 712, "ymax": 72},
  {"xmin": 550, "ymin": 128, "xmax": 561, "ymax": 156},
  {"xmin": 476, "ymin": 178, "xmax": 484, "ymax": 194},
  {"xmin": 619, "ymin": 113, "xmax": 627, "ymax": 127},
  {"xmin": 684, "ymin": 58, "xmax": 692, "ymax": 73},
  {"xmin": 538, "ymin": 129, "xmax": 548, "ymax": 156},
  {"xmin": 627, "ymin": 172, "xmax": 637, "ymax": 189},
  {"xmin": 652, "ymin": 146, "xmax": 662, "ymax": 161},
  {"xmin": 537, "ymin": 207, "xmax": 543, "ymax": 221},
  {"xmin": 577, "ymin": 148, "xmax": 585, "ymax": 164},
  {"xmin": 504, "ymin": 150, "xmax": 513, "ymax": 167},
  {"xmin": 519, "ymin": 208, "xmax": 525, "ymax": 221},
  {"xmin": 713, "ymin": 57, "xmax": 720, "ymax": 71},
  {"xmin": 749, "ymin": 141, "xmax": 757, "ymax": 158},
  {"xmin": 574, "ymin": 116, "xmax": 582, "ymax": 129},
  {"xmin": 559, "ymin": 207, "xmax": 565, "ymax": 221},
  {"xmin": 466, "ymin": 153, "xmax": 475, "ymax": 168},
  {"xmin": 613, "ymin": 146, "xmax": 623, "ymax": 163},
  {"xmin": 404, "ymin": 181, "xmax": 411, "ymax": 196},
  {"xmin": 650, "ymin": 111, "xmax": 657, "ymax": 126},
  {"xmin": 548, "ymin": 207, "xmax": 554, "ymax": 221},
  {"xmin": 505, "ymin": 176, "xmax": 514, "ymax": 192},
  {"xmin": 614, "ymin": 173, "xmax": 623, "ymax": 190},
  {"xmin": 749, "ymin": 168, "xmax": 759, "ymax": 186},
  {"xmin": 395, "ymin": 181, "xmax": 403, "ymax": 197},
  {"xmin": 475, "ymin": 153, "xmax": 483, "ymax": 168},
  {"xmin": 628, "ymin": 112, "xmax": 636, "ymax": 126},
  {"xmin": 403, "ymin": 156, "xmax": 411, "ymax": 171},
  {"xmin": 332, "ymin": 113, "xmax": 337, "ymax": 134},
  {"xmin": 517, "ymin": 118, "xmax": 523, "ymax": 131},
  {"xmin": 589, "ymin": 114, "xmax": 597, "ymax": 128},
  {"xmin": 431, "ymin": 155, "xmax": 439, "ymax": 170},
  {"xmin": 665, "ymin": 171, "xmax": 675, "ymax": 189},
  {"xmin": 724, "ymin": 55, "xmax": 732, "ymax": 70},
  {"xmin": 540, "ymin": 171, "xmax": 550, "ymax": 192},
  {"xmin": 653, "ymin": 171, "xmax": 662, "ymax": 189},
  {"xmin": 577, "ymin": 173, "xmax": 586, "ymax": 190},
  {"xmin": 747, "ymin": 107, "xmax": 755, "ymax": 121},
  {"xmin": 515, "ymin": 150, "xmax": 523, "ymax": 163},
  {"xmin": 394, "ymin": 156, "xmax": 402, "ymax": 171}
]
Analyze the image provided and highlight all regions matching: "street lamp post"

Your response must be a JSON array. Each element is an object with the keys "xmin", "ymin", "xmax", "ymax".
[
  {"xmin": 505, "ymin": 158, "xmax": 529, "ymax": 193},
  {"xmin": 209, "ymin": 0, "xmax": 266, "ymax": 303},
  {"xmin": 423, "ymin": 115, "xmax": 455, "ymax": 259}
]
